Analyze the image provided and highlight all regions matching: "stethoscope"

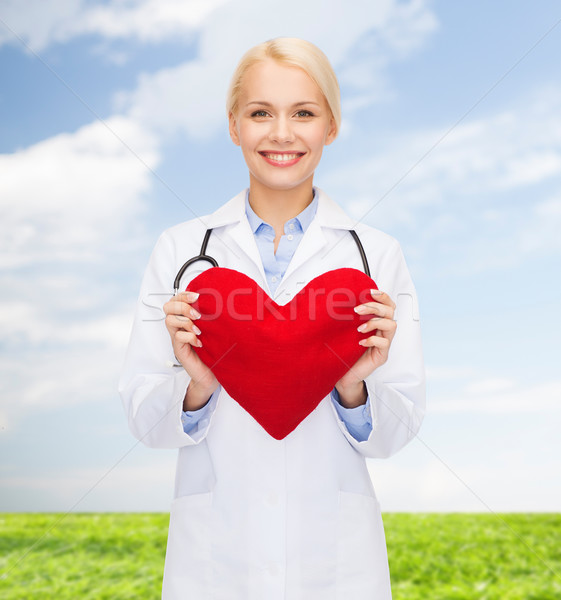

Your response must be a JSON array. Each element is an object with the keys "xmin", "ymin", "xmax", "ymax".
[{"xmin": 173, "ymin": 228, "xmax": 370, "ymax": 295}]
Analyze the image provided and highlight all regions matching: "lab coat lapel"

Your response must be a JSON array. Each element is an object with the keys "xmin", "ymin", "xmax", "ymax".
[
  {"xmin": 206, "ymin": 190, "xmax": 267, "ymax": 286},
  {"xmin": 280, "ymin": 188, "xmax": 356, "ymax": 285},
  {"xmin": 227, "ymin": 219, "xmax": 268, "ymax": 284},
  {"xmin": 280, "ymin": 218, "xmax": 327, "ymax": 284}
]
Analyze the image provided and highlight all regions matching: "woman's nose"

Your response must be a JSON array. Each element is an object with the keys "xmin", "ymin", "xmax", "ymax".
[{"xmin": 268, "ymin": 116, "xmax": 295, "ymax": 143}]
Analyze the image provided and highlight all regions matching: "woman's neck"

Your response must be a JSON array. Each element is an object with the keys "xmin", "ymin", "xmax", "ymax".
[{"xmin": 247, "ymin": 177, "xmax": 315, "ymax": 234}]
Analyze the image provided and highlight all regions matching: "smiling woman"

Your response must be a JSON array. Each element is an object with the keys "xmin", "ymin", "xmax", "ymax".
[
  {"xmin": 119, "ymin": 37, "xmax": 425, "ymax": 599},
  {"xmin": 228, "ymin": 59, "xmax": 337, "ymax": 219}
]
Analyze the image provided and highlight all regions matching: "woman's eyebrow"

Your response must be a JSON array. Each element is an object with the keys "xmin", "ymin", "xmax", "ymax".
[{"xmin": 246, "ymin": 100, "xmax": 321, "ymax": 107}]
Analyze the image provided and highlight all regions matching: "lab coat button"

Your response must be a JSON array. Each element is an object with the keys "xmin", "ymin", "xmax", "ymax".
[
  {"xmin": 271, "ymin": 276, "xmax": 278, "ymax": 283},
  {"xmin": 287, "ymin": 234, "xmax": 294, "ymax": 241}
]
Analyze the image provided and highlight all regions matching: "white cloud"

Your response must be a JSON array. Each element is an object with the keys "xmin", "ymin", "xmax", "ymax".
[
  {"xmin": 0, "ymin": 0, "xmax": 82, "ymax": 51},
  {"xmin": 0, "ymin": 0, "xmax": 228, "ymax": 50},
  {"xmin": 370, "ymin": 453, "xmax": 561, "ymax": 512},
  {"xmin": 370, "ymin": 457, "xmax": 482, "ymax": 512},
  {"xmin": 0, "ymin": 299, "xmax": 132, "ymax": 348},
  {"xmin": 367, "ymin": 392, "xmax": 561, "ymax": 512},
  {"xmin": 72, "ymin": 0, "xmax": 229, "ymax": 43},
  {"xmin": 0, "ymin": 0, "xmax": 437, "ymax": 55},
  {"xmin": 328, "ymin": 87, "xmax": 561, "ymax": 220},
  {"xmin": 517, "ymin": 193, "xmax": 561, "ymax": 256},
  {"xmin": 0, "ymin": 456, "xmax": 176, "ymax": 511},
  {"xmin": 536, "ymin": 196, "xmax": 561, "ymax": 217},
  {"xmin": 121, "ymin": 59, "xmax": 232, "ymax": 140},
  {"xmin": 430, "ymin": 379, "xmax": 561, "ymax": 414},
  {"xmin": 0, "ymin": 343, "xmax": 126, "ymax": 431},
  {"xmin": 464, "ymin": 377, "xmax": 516, "ymax": 395},
  {"xmin": 426, "ymin": 365, "xmax": 477, "ymax": 381},
  {"xmin": 0, "ymin": 116, "xmax": 158, "ymax": 269}
]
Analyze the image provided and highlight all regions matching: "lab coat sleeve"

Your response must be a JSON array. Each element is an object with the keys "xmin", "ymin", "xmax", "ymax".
[
  {"xmin": 119, "ymin": 230, "xmax": 217, "ymax": 449},
  {"xmin": 331, "ymin": 238, "xmax": 426, "ymax": 458}
]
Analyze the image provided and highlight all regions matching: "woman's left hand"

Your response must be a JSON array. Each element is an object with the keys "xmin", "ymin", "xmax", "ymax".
[{"xmin": 335, "ymin": 290, "xmax": 397, "ymax": 403}]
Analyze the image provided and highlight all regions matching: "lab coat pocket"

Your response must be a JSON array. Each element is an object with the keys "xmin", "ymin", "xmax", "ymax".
[
  {"xmin": 336, "ymin": 491, "xmax": 392, "ymax": 599},
  {"xmin": 162, "ymin": 492, "xmax": 213, "ymax": 600},
  {"xmin": 174, "ymin": 440, "xmax": 216, "ymax": 497}
]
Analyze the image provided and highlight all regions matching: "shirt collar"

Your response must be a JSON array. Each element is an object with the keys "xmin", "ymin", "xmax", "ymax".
[
  {"xmin": 206, "ymin": 187, "xmax": 356, "ymax": 231},
  {"xmin": 244, "ymin": 188, "xmax": 319, "ymax": 234}
]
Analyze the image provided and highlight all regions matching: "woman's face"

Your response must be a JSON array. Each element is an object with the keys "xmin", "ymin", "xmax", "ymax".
[{"xmin": 229, "ymin": 59, "xmax": 337, "ymax": 195}]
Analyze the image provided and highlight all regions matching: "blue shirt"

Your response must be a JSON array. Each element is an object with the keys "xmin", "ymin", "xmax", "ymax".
[
  {"xmin": 182, "ymin": 190, "xmax": 372, "ymax": 442},
  {"xmin": 245, "ymin": 190, "xmax": 318, "ymax": 295}
]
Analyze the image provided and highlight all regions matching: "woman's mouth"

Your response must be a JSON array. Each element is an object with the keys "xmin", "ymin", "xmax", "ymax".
[{"xmin": 258, "ymin": 151, "xmax": 305, "ymax": 167}]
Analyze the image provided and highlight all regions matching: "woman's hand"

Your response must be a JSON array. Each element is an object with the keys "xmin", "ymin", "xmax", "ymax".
[
  {"xmin": 335, "ymin": 290, "xmax": 397, "ymax": 408},
  {"xmin": 163, "ymin": 291, "xmax": 219, "ymax": 411}
]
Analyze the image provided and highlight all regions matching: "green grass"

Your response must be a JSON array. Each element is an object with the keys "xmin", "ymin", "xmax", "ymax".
[
  {"xmin": 1, "ymin": 513, "xmax": 560, "ymax": 598},
  {"xmin": 0, "ymin": 514, "xmax": 168, "ymax": 599},
  {"xmin": 384, "ymin": 513, "xmax": 561, "ymax": 599}
]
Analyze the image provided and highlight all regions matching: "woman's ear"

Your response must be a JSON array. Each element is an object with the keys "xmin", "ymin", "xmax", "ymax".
[
  {"xmin": 325, "ymin": 117, "xmax": 338, "ymax": 146},
  {"xmin": 228, "ymin": 112, "xmax": 241, "ymax": 146}
]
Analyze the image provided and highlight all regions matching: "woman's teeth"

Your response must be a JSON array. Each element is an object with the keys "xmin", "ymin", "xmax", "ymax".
[{"xmin": 262, "ymin": 153, "xmax": 302, "ymax": 161}]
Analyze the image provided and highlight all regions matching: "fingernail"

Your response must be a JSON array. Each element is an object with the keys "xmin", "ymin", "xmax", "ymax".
[
  {"xmin": 190, "ymin": 308, "xmax": 201, "ymax": 319},
  {"xmin": 192, "ymin": 325, "xmax": 202, "ymax": 335},
  {"xmin": 359, "ymin": 339, "xmax": 368, "ymax": 346},
  {"xmin": 197, "ymin": 339, "xmax": 203, "ymax": 348},
  {"xmin": 357, "ymin": 324, "xmax": 367, "ymax": 332},
  {"xmin": 371, "ymin": 289, "xmax": 382, "ymax": 296},
  {"xmin": 187, "ymin": 291, "xmax": 200, "ymax": 302},
  {"xmin": 354, "ymin": 305, "xmax": 368, "ymax": 314}
]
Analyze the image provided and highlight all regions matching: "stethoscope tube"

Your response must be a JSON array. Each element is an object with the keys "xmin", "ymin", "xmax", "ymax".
[
  {"xmin": 349, "ymin": 230, "xmax": 371, "ymax": 278},
  {"xmin": 173, "ymin": 228, "xmax": 370, "ymax": 294},
  {"xmin": 173, "ymin": 229, "xmax": 219, "ymax": 294}
]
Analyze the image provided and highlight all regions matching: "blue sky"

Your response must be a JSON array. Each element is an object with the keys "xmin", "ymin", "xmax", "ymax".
[{"xmin": 1, "ymin": 0, "xmax": 560, "ymax": 513}]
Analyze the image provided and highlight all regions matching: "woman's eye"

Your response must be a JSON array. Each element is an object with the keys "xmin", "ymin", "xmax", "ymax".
[
  {"xmin": 296, "ymin": 110, "xmax": 313, "ymax": 118},
  {"xmin": 251, "ymin": 110, "xmax": 269, "ymax": 118}
]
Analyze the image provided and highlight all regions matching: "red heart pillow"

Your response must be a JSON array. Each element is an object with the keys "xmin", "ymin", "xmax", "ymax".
[{"xmin": 187, "ymin": 267, "xmax": 378, "ymax": 440}]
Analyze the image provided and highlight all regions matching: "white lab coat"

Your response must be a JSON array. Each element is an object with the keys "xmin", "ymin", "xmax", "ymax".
[{"xmin": 119, "ymin": 188, "xmax": 425, "ymax": 600}]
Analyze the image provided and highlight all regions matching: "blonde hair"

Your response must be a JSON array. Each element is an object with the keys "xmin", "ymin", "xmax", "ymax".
[{"xmin": 226, "ymin": 37, "xmax": 341, "ymax": 136}]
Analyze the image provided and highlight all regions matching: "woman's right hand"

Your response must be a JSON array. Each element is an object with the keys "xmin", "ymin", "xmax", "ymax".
[{"xmin": 163, "ymin": 291, "xmax": 219, "ymax": 410}]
